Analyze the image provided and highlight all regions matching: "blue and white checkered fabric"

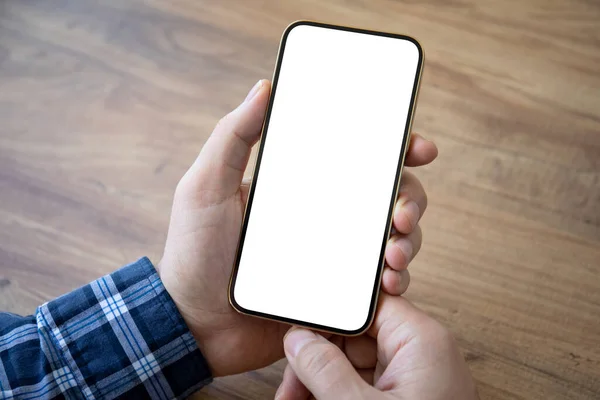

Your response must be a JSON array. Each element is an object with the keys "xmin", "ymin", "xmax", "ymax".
[{"xmin": 0, "ymin": 258, "xmax": 212, "ymax": 399}]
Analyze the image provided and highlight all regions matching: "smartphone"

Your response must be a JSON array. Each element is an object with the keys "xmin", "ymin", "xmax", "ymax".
[{"xmin": 229, "ymin": 21, "xmax": 423, "ymax": 335}]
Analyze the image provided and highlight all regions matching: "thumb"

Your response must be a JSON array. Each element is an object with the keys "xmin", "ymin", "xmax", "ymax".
[
  {"xmin": 180, "ymin": 80, "xmax": 270, "ymax": 201},
  {"xmin": 284, "ymin": 328, "xmax": 370, "ymax": 399}
]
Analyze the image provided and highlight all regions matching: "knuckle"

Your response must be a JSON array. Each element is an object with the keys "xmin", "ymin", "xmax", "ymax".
[
  {"xmin": 412, "ymin": 225, "xmax": 423, "ymax": 253},
  {"xmin": 402, "ymin": 169, "xmax": 416, "ymax": 183},
  {"xmin": 214, "ymin": 113, "xmax": 232, "ymax": 134},
  {"xmin": 174, "ymin": 177, "xmax": 188, "ymax": 201},
  {"xmin": 297, "ymin": 343, "xmax": 340, "ymax": 377},
  {"xmin": 399, "ymin": 171, "xmax": 427, "ymax": 213},
  {"xmin": 174, "ymin": 172, "xmax": 193, "ymax": 200},
  {"xmin": 417, "ymin": 318, "xmax": 455, "ymax": 347},
  {"xmin": 421, "ymin": 188, "xmax": 428, "ymax": 212}
]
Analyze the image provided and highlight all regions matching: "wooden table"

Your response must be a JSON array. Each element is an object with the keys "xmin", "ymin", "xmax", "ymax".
[{"xmin": 1, "ymin": 1, "xmax": 598, "ymax": 399}]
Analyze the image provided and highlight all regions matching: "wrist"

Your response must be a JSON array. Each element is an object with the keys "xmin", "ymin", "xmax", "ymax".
[{"xmin": 156, "ymin": 257, "xmax": 227, "ymax": 377}]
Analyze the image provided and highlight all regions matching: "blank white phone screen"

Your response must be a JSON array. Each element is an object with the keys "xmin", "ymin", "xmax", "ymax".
[{"xmin": 233, "ymin": 23, "xmax": 421, "ymax": 333}]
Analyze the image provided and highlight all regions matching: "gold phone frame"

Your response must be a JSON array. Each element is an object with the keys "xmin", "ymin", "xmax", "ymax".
[{"xmin": 228, "ymin": 20, "xmax": 424, "ymax": 336}]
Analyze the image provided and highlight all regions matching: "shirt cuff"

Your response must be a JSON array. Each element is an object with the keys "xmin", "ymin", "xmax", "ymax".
[{"xmin": 36, "ymin": 257, "xmax": 212, "ymax": 399}]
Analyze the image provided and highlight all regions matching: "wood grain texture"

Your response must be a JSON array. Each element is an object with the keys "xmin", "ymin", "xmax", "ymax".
[{"xmin": 1, "ymin": 0, "xmax": 599, "ymax": 399}]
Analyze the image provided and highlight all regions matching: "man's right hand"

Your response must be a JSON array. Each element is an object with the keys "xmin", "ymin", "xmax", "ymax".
[{"xmin": 276, "ymin": 293, "xmax": 479, "ymax": 400}]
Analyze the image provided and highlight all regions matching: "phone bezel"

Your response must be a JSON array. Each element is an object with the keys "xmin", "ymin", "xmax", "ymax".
[{"xmin": 228, "ymin": 20, "xmax": 424, "ymax": 336}]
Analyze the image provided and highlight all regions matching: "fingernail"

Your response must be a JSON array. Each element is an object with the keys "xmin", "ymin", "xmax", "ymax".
[
  {"xmin": 393, "ymin": 237, "xmax": 413, "ymax": 264},
  {"xmin": 244, "ymin": 80, "xmax": 263, "ymax": 103},
  {"xmin": 284, "ymin": 329, "xmax": 317, "ymax": 358},
  {"xmin": 396, "ymin": 199, "xmax": 420, "ymax": 230}
]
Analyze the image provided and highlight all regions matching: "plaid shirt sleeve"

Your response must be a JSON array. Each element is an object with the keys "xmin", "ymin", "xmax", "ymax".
[{"xmin": 0, "ymin": 257, "xmax": 213, "ymax": 399}]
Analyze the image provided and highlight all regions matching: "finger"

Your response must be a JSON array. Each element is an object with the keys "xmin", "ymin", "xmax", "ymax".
[
  {"xmin": 385, "ymin": 226, "xmax": 422, "ymax": 271},
  {"xmin": 381, "ymin": 268, "xmax": 410, "ymax": 295},
  {"xmin": 181, "ymin": 80, "xmax": 271, "ymax": 199},
  {"xmin": 368, "ymin": 295, "xmax": 472, "ymax": 394},
  {"xmin": 367, "ymin": 294, "xmax": 420, "ymax": 368},
  {"xmin": 275, "ymin": 363, "xmax": 311, "ymax": 400},
  {"xmin": 345, "ymin": 335, "xmax": 377, "ymax": 369},
  {"xmin": 367, "ymin": 294, "xmax": 444, "ymax": 366},
  {"xmin": 404, "ymin": 133, "xmax": 438, "ymax": 167},
  {"xmin": 283, "ymin": 328, "xmax": 372, "ymax": 398},
  {"xmin": 394, "ymin": 171, "xmax": 427, "ymax": 234}
]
